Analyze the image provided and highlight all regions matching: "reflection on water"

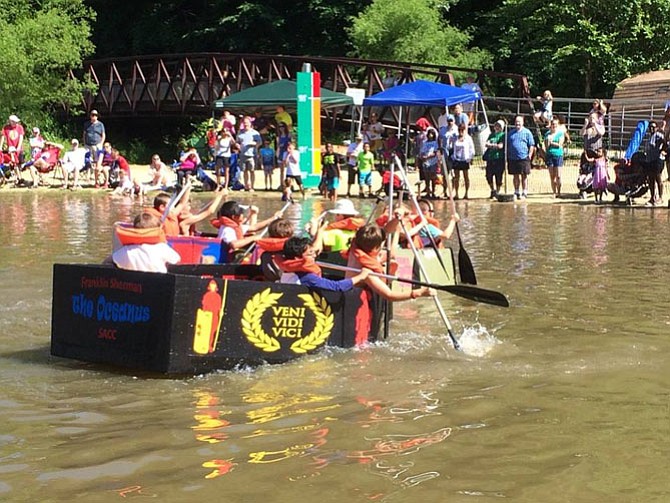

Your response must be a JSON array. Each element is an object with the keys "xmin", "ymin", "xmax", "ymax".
[
  {"xmin": 189, "ymin": 380, "xmax": 454, "ymax": 494},
  {"xmin": 0, "ymin": 191, "xmax": 668, "ymax": 501}
]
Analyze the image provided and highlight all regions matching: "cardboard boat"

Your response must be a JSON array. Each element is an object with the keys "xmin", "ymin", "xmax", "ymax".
[{"xmin": 51, "ymin": 263, "xmax": 385, "ymax": 374}]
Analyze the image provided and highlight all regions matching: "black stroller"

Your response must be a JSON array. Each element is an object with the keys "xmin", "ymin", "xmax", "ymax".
[{"xmin": 608, "ymin": 154, "xmax": 648, "ymax": 205}]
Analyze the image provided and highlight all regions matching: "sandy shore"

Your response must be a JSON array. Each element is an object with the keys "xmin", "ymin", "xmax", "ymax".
[{"xmin": 5, "ymin": 158, "xmax": 669, "ymax": 207}]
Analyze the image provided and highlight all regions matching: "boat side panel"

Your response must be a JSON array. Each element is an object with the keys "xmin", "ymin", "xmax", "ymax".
[
  {"xmin": 50, "ymin": 264, "xmax": 175, "ymax": 372},
  {"xmin": 166, "ymin": 277, "xmax": 375, "ymax": 372},
  {"xmin": 167, "ymin": 236, "xmax": 224, "ymax": 264}
]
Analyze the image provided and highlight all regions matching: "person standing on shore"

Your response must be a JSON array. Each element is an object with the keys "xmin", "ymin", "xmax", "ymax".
[
  {"xmin": 642, "ymin": 121, "xmax": 665, "ymax": 206},
  {"xmin": 345, "ymin": 134, "xmax": 364, "ymax": 197},
  {"xmin": 543, "ymin": 118, "xmax": 565, "ymax": 197},
  {"xmin": 236, "ymin": 117, "xmax": 261, "ymax": 192},
  {"xmin": 1, "ymin": 115, "xmax": 25, "ymax": 164},
  {"xmin": 83, "ymin": 110, "xmax": 106, "ymax": 187},
  {"xmin": 484, "ymin": 120, "xmax": 506, "ymax": 199},
  {"xmin": 506, "ymin": 115, "xmax": 535, "ymax": 200}
]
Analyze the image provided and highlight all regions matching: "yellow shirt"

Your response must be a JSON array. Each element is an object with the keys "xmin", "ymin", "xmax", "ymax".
[{"xmin": 274, "ymin": 111, "xmax": 293, "ymax": 129}]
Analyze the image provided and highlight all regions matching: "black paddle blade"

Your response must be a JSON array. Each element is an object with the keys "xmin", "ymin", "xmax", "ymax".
[
  {"xmin": 456, "ymin": 225, "xmax": 477, "ymax": 285},
  {"xmin": 445, "ymin": 284, "xmax": 509, "ymax": 308}
]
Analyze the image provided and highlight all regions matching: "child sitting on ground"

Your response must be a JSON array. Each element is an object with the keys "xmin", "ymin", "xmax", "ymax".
[{"xmin": 108, "ymin": 212, "xmax": 181, "ymax": 273}]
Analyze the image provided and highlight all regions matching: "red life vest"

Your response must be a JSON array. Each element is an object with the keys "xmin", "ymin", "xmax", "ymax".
[{"xmin": 210, "ymin": 216, "xmax": 244, "ymax": 240}]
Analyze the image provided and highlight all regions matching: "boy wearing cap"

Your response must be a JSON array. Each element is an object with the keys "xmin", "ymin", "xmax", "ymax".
[{"xmin": 1, "ymin": 115, "xmax": 25, "ymax": 165}]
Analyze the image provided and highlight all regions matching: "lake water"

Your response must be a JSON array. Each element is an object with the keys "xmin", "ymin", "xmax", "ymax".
[{"xmin": 0, "ymin": 190, "xmax": 667, "ymax": 502}]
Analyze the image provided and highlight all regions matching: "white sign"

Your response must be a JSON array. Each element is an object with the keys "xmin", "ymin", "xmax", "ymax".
[{"xmin": 346, "ymin": 88, "xmax": 366, "ymax": 106}]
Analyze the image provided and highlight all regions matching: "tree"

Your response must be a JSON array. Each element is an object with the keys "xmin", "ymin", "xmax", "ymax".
[
  {"xmin": 480, "ymin": 0, "xmax": 670, "ymax": 97},
  {"xmin": 0, "ymin": 0, "xmax": 96, "ymax": 125},
  {"xmin": 348, "ymin": 0, "xmax": 491, "ymax": 71},
  {"xmin": 86, "ymin": 0, "xmax": 365, "ymax": 58}
]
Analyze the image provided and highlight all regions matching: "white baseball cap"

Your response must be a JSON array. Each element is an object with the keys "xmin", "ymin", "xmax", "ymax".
[{"xmin": 8, "ymin": 114, "xmax": 20, "ymax": 123}]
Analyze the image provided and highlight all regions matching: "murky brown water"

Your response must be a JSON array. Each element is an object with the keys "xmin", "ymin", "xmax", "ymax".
[{"xmin": 0, "ymin": 190, "xmax": 667, "ymax": 502}]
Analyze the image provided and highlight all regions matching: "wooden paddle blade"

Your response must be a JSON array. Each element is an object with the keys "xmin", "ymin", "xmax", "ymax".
[
  {"xmin": 443, "ymin": 284, "xmax": 509, "ymax": 308},
  {"xmin": 456, "ymin": 225, "xmax": 477, "ymax": 285}
]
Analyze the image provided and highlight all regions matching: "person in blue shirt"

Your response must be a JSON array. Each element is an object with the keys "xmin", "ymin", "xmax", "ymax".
[
  {"xmin": 259, "ymin": 139, "xmax": 276, "ymax": 191},
  {"xmin": 507, "ymin": 115, "xmax": 536, "ymax": 199},
  {"xmin": 275, "ymin": 236, "xmax": 369, "ymax": 291}
]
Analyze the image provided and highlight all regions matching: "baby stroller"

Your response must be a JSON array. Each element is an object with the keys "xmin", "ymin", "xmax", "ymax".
[
  {"xmin": 377, "ymin": 167, "xmax": 406, "ymax": 197},
  {"xmin": 608, "ymin": 155, "xmax": 648, "ymax": 205}
]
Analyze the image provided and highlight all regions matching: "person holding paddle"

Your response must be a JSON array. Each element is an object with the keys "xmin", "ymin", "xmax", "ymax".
[
  {"xmin": 211, "ymin": 201, "xmax": 283, "ymax": 262},
  {"xmin": 275, "ymin": 236, "xmax": 370, "ymax": 291},
  {"xmin": 345, "ymin": 224, "xmax": 435, "ymax": 301}
]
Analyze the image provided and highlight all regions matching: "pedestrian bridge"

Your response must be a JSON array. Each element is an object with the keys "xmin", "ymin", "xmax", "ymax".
[{"xmin": 73, "ymin": 52, "xmax": 531, "ymax": 119}]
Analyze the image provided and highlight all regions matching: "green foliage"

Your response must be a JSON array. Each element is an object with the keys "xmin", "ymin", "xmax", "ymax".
[
  {"xmin": 0, "ymin": 0, "xmax": 95, "ymax": 124},
  {"xmin": 87, "ymin": 0, "xmax": 365, "ymax": 57},
  {"xmin": 348, "ymin": 0, "xmax": 491, "ymax": 70},
  {"xmin": 479, "ymin": 0, "xmax": 670, "ymax": 97}
]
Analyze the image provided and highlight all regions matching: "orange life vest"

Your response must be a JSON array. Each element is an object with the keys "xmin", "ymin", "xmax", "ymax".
[
  {"xmin": 274, "ymin": 255, "xmax": 322, "ymax": 275},
  {"xmin": 255, "ymin": 237, "xmax": 289, "ymax": 253},
  {"xmin": 114, "ymin": 224, "xmax": 166, "ymax": 245},
  {"xmin": 146, "ymin": 207, "xmax": 180, "ymax": 237},
  {"xmin": 210, "ymin": 216, "xmax": 244, "ymax": 240},
  {"xmin": 326, "ymin": 217, "xmax": 365, "ymax": 231}
]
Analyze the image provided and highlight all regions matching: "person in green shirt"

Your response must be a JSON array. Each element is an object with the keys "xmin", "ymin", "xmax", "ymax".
[
  {"xmin": 356, "ymin": 142, "xmax": 375, "ymax": 198},
  {"xmin": 543, "ymin": 118, "xmax": 565, "ymax": 197},
  {"xmin": 484, "ymin": 120, "xmax": 506, "ymax": 198}
]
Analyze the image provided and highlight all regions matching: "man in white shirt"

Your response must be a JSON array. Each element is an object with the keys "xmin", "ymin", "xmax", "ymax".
[
  {"xmin": 60, "ymin": 139, "xmax": 88, "ymax": 189},
  {"xmin": 236, "ymin": 117, "xmax": 261, "ymax": 191}
]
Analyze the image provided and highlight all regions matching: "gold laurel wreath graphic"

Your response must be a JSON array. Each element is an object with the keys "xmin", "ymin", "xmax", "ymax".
[
  {"xmin": 241, "ymin": 288, "xmax": 283, "ymax": 352},
  {"xmin": 290, "ymin": 292, "xmax": 334, "ymax": 354}
]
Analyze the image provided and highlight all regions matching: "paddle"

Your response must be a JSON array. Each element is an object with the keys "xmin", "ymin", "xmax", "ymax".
[
  {"xmin": 396, "ymin": 218, "xmax": 462, "ymax": 351},
  {"xmin": 442, "ymin": 156, "xmax": 477, "ymax": 285},
  {"xmin": 317, "ymin": 262, "xmax": 509, "ymax": 308},
  {"xmin": 234, "ymin": 200, "xmax": 292, "ymax": 263},
  {"xmin": 393, "ymin": 157, "xmax": 452, "ymax": 280},
  {"xmin": 161, "ymin": 183, "xmax": 189, "ymax": 223}
]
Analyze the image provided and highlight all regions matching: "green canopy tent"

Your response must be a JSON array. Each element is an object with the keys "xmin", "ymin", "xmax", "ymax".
[{"xmin": 212, "ymin": 79, "xmax": 354, "ymax": 112}]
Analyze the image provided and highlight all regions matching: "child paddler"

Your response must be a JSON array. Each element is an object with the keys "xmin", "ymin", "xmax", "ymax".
[
  {"xmin": 317, "ymin": 199, "xmax": 365, "ymax": 252},
  {"xmin": 106, "ymin": 212, "xmax": 181, "ymax": 273},
  {"xmin": 211, "ymin": 201, "xmax": 283, "ymax": 261},
  {"xmin": 275, "ymin": 236, "xmax": 369, "ymax": 291},
  {"xmin": 346, "ymin": 224, "xmax": 435, "ymax": 301},
  {"xmin": 413, "ymin": 197, "xmax": 460, "ymax": 248},
  {"xmin": 254, "ymin": 218, "xmax": 294, "ymax": 253},
  {"xmin": 147, "ymin": 185, "xmax": 192, "ymax": 236}
]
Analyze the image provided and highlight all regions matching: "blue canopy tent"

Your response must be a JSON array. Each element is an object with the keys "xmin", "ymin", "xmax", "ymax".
[
  {"xmin": 362, "ymin": 79, "xmax": 489, "ymax": 155},
  {"xmin": 363, "ymin": 80, "xmax": 482, "ymax": 108}
]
